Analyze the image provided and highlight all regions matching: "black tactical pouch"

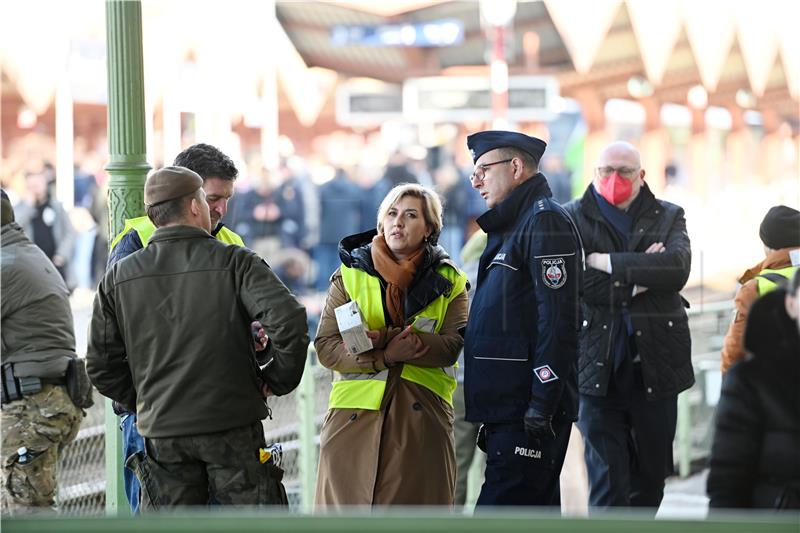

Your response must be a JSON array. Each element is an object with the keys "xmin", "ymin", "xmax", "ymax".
[
  {"xmin": 1, "ymin": 363, "xmax": 23, "ymax": 404},
  {"xmin": 66, "ymin": 357, "xmax": 94, "ymax": 409},
  {"xmin": 260, "ymin": 462, "xmax": 289, "ymax": 506}
]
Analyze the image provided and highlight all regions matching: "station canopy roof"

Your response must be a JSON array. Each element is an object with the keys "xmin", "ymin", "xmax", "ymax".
[{"xmin": 1, "ymin": 0, "xmax": 797, "ymax": 127}]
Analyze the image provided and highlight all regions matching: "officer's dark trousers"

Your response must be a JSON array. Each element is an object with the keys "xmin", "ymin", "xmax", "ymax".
[
  {"xmin": 577, "ymin": 362, "xmax": 677, "ymax": 511},
  {"xmin": 476, "ymin": 419, "xmax": 571, "ymax": 506}
]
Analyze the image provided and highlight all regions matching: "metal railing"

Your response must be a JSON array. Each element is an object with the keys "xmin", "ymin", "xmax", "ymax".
[{"xmin": 54, "ymin": 300, "xmax": 734, "ymax": 515}]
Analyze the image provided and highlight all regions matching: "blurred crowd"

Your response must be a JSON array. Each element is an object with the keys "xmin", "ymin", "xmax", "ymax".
[{"xmin": 0, "ymin": 141, "xmax": 573, "ymax": 327}]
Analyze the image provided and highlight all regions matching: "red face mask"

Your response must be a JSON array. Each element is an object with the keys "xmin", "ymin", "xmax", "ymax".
[{"xmin": 598, "ymin": 173, "xmax": 633, "ymax": 206}]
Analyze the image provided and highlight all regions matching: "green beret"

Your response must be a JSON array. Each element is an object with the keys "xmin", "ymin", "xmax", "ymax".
[{"xmin": 144, "ymin": 166, "xmax": 203, "ymax": 207}]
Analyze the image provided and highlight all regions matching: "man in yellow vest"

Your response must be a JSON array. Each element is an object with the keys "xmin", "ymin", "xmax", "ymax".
[
  {"xmin": 721, "ymin": 205, "xmax": 800, "ymax": 372},
  {"xmin": 109, "ymin": 143, "xmax": 243, "ymax": 265},
  {"xmin": 107, "ymin": 143, "xmax": 258, "ymax": 513}
]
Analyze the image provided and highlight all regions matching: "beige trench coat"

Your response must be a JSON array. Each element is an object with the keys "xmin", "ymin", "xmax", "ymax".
[{"xmin": 314, "ymin": 267, "xmax": 468, "ymax": 507}]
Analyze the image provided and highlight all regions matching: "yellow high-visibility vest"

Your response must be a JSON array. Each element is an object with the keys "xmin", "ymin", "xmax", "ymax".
[
  {"xmin": 110, "ymin": 216, "xmax": 245, "ymax": 250},
  {"xmin": 755, "ymin": 265, "xmax": 798, "ymax": 295},
  {"xmin": 328, "ymin": 262, "xmax": 467, "ymax": 410}
]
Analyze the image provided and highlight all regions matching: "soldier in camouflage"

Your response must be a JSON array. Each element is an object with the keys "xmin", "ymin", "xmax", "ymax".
[
  {"xmin": 1, "ymin": 190, "xmax": 84, "ymax": 513},
  {"xmin": 1, "ymin": 386, "xmax": 82, "ymax": 511}
]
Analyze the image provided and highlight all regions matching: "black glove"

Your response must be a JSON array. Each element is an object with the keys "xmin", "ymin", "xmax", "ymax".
[
  {"xmin": 524, "ymin": 406, "xmax": 555, "ymax": 440},
  {"xmin": 476, "ymin": 424, "xmax": 487, "ymax": 453}
]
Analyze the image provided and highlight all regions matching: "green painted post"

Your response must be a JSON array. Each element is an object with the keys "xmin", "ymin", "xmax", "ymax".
[
  {"xmin": 677, "ymin": 390, "xmax": 691, "ymax": 477},
  {"xmin": 103, "ymin": 0, "xmax": 150, "ymax": 516},
  {"xmin": 297, "ymin": 350, "xmax": 317, "ymax": 513}
]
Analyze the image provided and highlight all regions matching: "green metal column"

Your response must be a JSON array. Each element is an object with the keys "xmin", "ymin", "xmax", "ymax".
[
  {"xmin": 677, "ymin": 390, "xmax": 691, "ymax": 477},
  {"xmin": 104, "ymin": 0, "xmax": 151, "ymax": 516},
  {"xmin": 297, "ymin": 350, "xmax": 317, "ymax": 513}
]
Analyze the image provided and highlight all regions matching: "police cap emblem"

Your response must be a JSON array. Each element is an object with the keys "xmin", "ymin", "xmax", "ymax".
[{"xmin": 541, "ymin": 257, "xmax": 567, "ymax": 289}]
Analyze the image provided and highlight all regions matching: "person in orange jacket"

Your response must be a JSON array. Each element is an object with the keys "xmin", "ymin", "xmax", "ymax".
[{"xmin": 720, "ymin": 205, "xmax": 800, "ymax": 373}]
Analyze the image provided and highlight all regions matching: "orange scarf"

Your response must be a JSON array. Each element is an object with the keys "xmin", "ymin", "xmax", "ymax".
[{"xmin": 370, "ymin": 235, "xmax": 425, "ymax": 327}]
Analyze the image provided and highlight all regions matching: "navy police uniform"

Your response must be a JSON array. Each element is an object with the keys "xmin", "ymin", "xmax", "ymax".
[{"xmin": 463, "ymin": 131, "xmax": 583, "ymax": 506}]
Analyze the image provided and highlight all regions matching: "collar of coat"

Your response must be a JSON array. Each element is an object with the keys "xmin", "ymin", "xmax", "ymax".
[
  {"xmin": 477, "ymin": 172, "xmax": 553, "ymax": 233},
  {"xmin": 337, "ymin": 228, "xmax": 460, "ymax": 319},
  {"xmin": 0, "ymin": 222, "xmax": 29, "ymax": 248},
  {"xmin": 738, "ymin": 247, "xmax": 799, "ymax": 284},
  {"xmin": 149, "ymin": 224, "xmax": 216, "ymax": 243}
]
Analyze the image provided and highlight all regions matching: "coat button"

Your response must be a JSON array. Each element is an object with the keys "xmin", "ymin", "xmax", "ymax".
[
  {"xmin": 647, "ymin": 387, "xmax": 653, "ymax": 394},
  {"xmin": 602, "ymin": 324, "xmax": 608, "ymax": 330},
  {"xmin": 636, "ymin": 330, "xmax": 642, "ymax": 336},
  {"xmin": 622, "ymin": 301, "xmax": 628, "ymax": 307},
  {"xmin": 614, "ymin": 281, "xmax": 621, "ymax": 287},
  {"xmin": 412, "ymin": 402, "xmax": 423, "ymax": 411},
  {"xmin": 582, "ymin": 319, "xmax": 588, "ymax": 327},
  {"xmin": 655, "ymin": 209, "xmax": 660, "ymax": 214},
  {"xmin": 639, "ymin": 228, "xmax": 644, "ymax": 233},
  {"xmin": 595, "ymin": 383, "xmax": 600, "ymax": 388},
  {"xmin": 668, "ymin": 320, "xmax": 673, "ymax": 327}
]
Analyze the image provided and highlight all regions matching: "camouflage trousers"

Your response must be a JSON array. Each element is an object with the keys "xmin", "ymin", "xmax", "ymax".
[
  {"xmin": 1, "ymin": 384, "xmax": 82, "ymax": 514},
  {"xmin": 130, "ymin": 421, "xmax": 287, "ymax": 510}
]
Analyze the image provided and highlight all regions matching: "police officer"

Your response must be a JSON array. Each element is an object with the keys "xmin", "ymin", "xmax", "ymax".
[{"xmin": 463, "ymin": 131, "xmax": 582, "ymax": 507}]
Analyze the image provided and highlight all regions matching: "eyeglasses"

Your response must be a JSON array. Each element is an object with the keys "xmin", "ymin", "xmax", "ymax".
[
  {"xmin": 596, "ymin": 166, "xmax": 639, "ymax": 179},
  {"xmin": 470, "ymin": 159, "xmax": 513, "ymax": 182}
]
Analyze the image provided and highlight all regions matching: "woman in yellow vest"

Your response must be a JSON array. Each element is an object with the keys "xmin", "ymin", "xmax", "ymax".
[{"xmin": 314, "ymin": 183, "xmax": 468, "ymax": 507}]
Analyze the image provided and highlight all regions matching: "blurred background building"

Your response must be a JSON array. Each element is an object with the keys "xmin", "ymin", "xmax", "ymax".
[{"xmin": 2, "ymin": 0, "xmax": 798, "ymax": 288}]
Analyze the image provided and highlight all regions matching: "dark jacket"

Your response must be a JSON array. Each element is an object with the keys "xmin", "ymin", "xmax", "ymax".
[
  {"xmin": 707, "ymin": 289, "xmax": 800, "ymax": 509},
  {"xmin": 86, "ymin": 225, "xmax": 309, "ymax": 438},
  {"xmin": 564, "ymin": 184, "xmax": 693, "ymax": 400},
  {"xmin": 1, "ymin": 222, "xmax": 77, "ymax": 378},
  {"xmin": 464, "ymin": 175, "xmax": 582, "ymax": 423}
]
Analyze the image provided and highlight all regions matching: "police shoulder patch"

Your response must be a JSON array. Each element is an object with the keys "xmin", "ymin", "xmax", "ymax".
[
  {"xmin": 541, "ymin": 257, "xmax": 567, "ymax": 289},
  {"xmin": 534, "ymin": 365, "xmax": 559, "ymax": 384}
]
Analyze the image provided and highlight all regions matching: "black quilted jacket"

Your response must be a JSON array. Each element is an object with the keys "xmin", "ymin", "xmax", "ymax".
[
  {"xmin": 707, "ymin": 290, "xmax": 800, "ymax": 509},
  {"xmin": 563, "ymin": 184, "xmax": 694, "ymax": 400}
]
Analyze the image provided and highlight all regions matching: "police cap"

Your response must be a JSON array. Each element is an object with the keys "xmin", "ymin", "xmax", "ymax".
[
  {"xmin": 467, "ymin": 130, "xmax": 547, "ymax": 164},
  {"xmin": 144, "ymin": 166, "xmax": 203, "ymax": 207}
]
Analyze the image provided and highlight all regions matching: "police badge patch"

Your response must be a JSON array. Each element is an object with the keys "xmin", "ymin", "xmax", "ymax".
[
  {"xmin": 534, "ymin": 365, "xmax": 559, "ymax": 383},
  {"xmin": 541, "ymin": 257, "xmax": 567, "ymax": 289}
]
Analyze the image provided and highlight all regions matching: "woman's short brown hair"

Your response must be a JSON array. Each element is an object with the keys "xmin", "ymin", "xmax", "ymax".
[{"xmin": 376, "ymin": 183, "xmax": 443, "ymax": 245}]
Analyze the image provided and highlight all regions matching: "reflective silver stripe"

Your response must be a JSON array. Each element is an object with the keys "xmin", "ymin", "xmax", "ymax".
[
  {"xmin": 487, "ymin": 261, "xmax": 518, "ymax": 271},
  {"xmin": 473, "ymin": 356, "xmax": 528, "ymax": 361},
  {"xmin": 533, "ymin": 252, "xmax": 576, "ymax": 258},
  {"xmin": 333, "ymin": 370, "xmax": 389, "ymax": 383}
]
